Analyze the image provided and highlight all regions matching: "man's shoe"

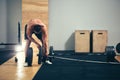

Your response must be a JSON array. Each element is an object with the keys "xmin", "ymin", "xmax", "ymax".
[
  {"xmin": 24, "ymin": 62, "xmax": 32, "ymax": 67},
  {"xmin": 24, "ymin": 62, "xmax": 28, "ymax": 67},
  {"xmin": 45, "ymin": 60, "xmax": 52, "ymax": 64}
]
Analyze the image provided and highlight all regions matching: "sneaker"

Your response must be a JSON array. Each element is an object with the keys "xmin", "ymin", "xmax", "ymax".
[
  {"xmin": 24, "ymin": 62, "xmax": 28, "ymax": 67},
  {"xmin": 24, "ymin": 62, "xmax": 32, "ymax": 67},
  {"xmin": 45, "ymin": 60, "xmax": 52, "ymax": 64}
]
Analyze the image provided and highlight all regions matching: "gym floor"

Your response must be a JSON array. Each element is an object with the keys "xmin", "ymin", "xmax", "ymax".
[
  {"xmin": 0, "ymin": 1, "xmax": 48, "ymax": 79},
  {"xmin": 1, "ymin": 0, "xmax": 120, "ymax": 80},
  {"xmin": 0, "ymin": 52, "xmax": 120, "ymax": 80},
  {"xmin": 0, "ymin": 51, "xmax": 42, "ymax": 80}
]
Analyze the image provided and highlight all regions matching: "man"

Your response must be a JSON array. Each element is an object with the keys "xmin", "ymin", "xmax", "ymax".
[{"xmin": 24, "ymin": 19, "xmax": 52, "ymax": 66}]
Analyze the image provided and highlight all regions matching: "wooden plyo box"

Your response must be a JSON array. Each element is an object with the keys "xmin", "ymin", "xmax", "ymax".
[
  {"xmin": 92, "ymin": 30, "xmax": 108, "ymax": 53},
  {"xmin": 115, "ymin": 55, "xmax": 120, "ymax": 62},
  {"xmin": 75, "ymin": 30, "xmax": 90, "ymax": 53}
]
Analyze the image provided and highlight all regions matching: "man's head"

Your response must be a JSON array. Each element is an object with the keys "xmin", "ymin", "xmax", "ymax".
[{"xmin": 34, "ymin": 25, "xmax": 43, "ymax": 34}]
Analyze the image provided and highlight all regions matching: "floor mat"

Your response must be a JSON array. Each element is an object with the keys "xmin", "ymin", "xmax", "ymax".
[
  {"xmin": 0, "ymin": 50, "xmax": 16, "ymax": 65},
  {"xmin": 33, "ymin": 53, "xmax": 120, "ymax": 80}
]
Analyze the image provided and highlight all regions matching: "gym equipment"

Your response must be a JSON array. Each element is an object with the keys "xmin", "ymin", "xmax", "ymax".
[
  {"xmin": 14, "ymin": 47, "xmax": 33, "ymax": 65},
  {"xmin": 18, "ymin": 22, "xmax": 21, "ymax": 44},
  {"xmin": 53, "ymin": 56, "xmax": 120, "ymax": 64},
  {"xmin": 15, "ymin": 43, "xmax": 120, "ymax": 65},
  {"xmin": 37, "ymin": 43, "xmax": 120, "ymax": 65},
  {"xmin": 37, "ymin": 46, "xmax": 54, "ymax": 64},
  {"xmin": 49, "ymin": 46, "xmax": 54, "ymax": 62},
  {"xmin": 48, "ymin": 46, "xmax": 120, "ymax": 64},
  {"xmin": 15, "ymin": 57, "xmax": 18, "ymax": 63},
  {"xmin": 15, "ymin": 46, "xmax": 53, "ymax": 65},
  {"xmin": 116, "ymin": 43, "xmax": 120, "ymax": 53},
  {"xmin": 105, "ymin": 46, "xmax": 116, "ymax": 62},
  {"xmin": 49, "ymin": 46, "xmax": 53, "ymax": 55},
  {"xmin": 27, "ymin": 47, "xmax": 33, "ymax": 66}
]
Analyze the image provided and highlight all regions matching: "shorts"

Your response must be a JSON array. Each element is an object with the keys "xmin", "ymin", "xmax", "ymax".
[{"xmin": 24, "ymin": 24, "xmax": 43, "ymax": 43}]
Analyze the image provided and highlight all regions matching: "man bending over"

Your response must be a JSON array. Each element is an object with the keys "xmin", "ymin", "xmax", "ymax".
[{"xmin": 24, "ymin": 19, "xmax": 52, "ymax": 66}]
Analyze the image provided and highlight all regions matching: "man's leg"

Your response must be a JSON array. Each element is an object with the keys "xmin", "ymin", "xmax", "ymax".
[
  {"xmin": 37, "ymin": 40, "xmax": 51, "ymax": 64},
  {"xmin": 24, "ymin": 40, "xmax": 31, "ymax": 66},
  {"xmin": 42, "ymin": 45, "xmax": 52, "ymax": 64}
]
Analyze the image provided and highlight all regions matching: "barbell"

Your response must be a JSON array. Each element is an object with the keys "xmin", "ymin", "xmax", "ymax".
[
  {"xmin": 48, "ymin": 43, "xmax": 120, "ymax": 64},
  {"xmin": 15, "ymin": 43, "xmax": 120, "ymax": 65}
]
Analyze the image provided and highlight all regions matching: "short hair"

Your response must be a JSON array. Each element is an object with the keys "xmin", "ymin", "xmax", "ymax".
[{"xmin": 34, "ymin": 25, "xmax": 42, "ymax": 32}]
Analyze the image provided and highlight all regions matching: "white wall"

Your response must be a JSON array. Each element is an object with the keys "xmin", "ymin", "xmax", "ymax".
[
  {"xmin": 48, "ymin": 0, "xmax": 120, "ymax": 50},
  {"xmin": 0, "ymin": 0, "xmax": 7, "ymax": 44},
  {"xmin": 0, "ymin": 0, "xmax": 21, "ymax": 49},
  {"xmin": 7, "ymin": 0, "xmax": 22, "ymax": 43}
]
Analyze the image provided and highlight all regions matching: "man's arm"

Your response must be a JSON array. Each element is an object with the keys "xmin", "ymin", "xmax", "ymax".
[
  {"xmin": 42, "ymin": 26, "xmax": 49, "ymax": 55},
  {"xmin": 26, "ymin": 25, "xmax": 40, "ymax": 47}
]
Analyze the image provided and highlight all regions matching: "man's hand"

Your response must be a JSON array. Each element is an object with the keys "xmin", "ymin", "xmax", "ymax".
[
  {"xmin": 36, "ymin": 44, "xmax": 41, "ymax": 49},
  {"xmin": 42, "ymin": 43, "xmax": 48, "ymax": 55}
]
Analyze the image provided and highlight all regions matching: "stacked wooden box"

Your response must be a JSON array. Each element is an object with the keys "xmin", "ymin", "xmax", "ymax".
[
  {"xmin": 75, "ymin": 30, "xmax": 108, "ymax": 53},
  {"xmin": 75, "ymin": 30, "xmax": 90, "ymax": 53}
]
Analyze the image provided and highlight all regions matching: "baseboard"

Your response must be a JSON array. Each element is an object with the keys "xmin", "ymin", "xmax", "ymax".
[
  {"xmin": 0, "ymin": 48, "xmax": 15, "ymax": 52},
  {"xmin": 54, "ymin": 50, "xmax": 74, "ymax": 53}
]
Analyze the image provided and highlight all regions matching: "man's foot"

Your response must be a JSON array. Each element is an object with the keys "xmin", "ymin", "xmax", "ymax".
[
  {"xmin": 24, "ymin": 62, "xmax": 32, "ymax": 67},
  {"xmin": 24, "ymin": 62, "xmax": 28, "ymax": 67},
  {"xmin": 45, "ymin": 60, "xmax": 52, "ymax": 64}
]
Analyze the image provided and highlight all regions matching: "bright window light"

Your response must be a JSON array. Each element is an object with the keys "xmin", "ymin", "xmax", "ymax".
[{"xmin": 15, "ymin": 45, "xmax": 23, "ymax": 52}]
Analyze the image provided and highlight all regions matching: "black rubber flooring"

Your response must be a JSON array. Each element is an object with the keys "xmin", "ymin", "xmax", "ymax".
[
  {"xmin": 33, "ymin": 52, "xmax": 120, "ymax": 80},
  {"xmin": 0, "ymin": 50, "xmax": 16, "ymax": 65}
]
